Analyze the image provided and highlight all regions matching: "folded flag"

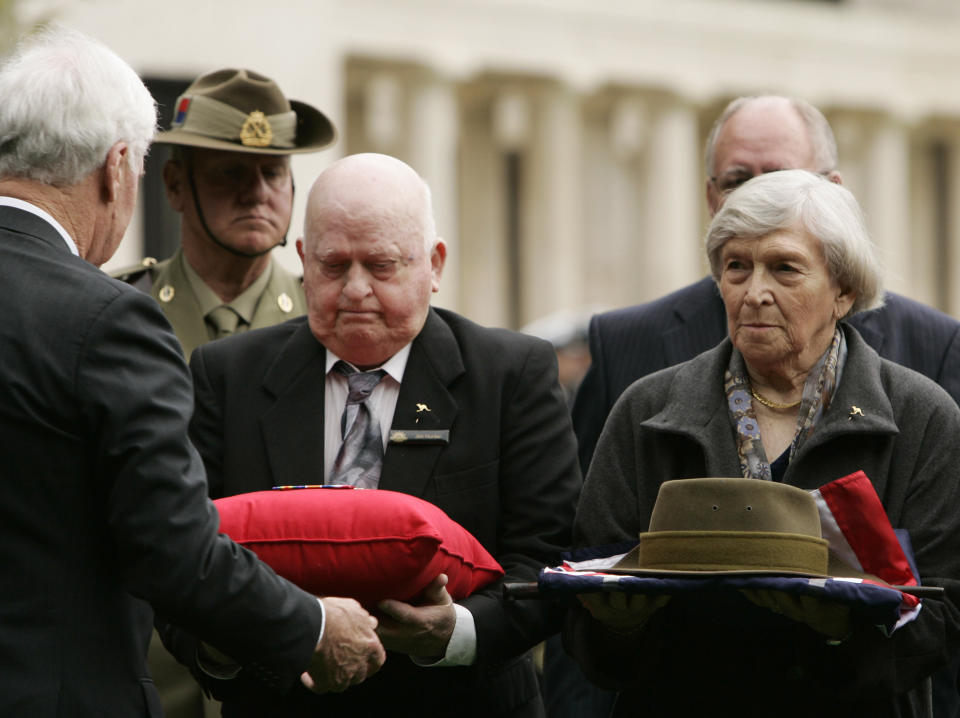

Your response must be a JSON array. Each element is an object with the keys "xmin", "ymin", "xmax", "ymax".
[
  {"xmin": 812, "ymin": 470, "xmax": 921, "ymax": 630},
  {"xmin": 539, "ymin": 471, "xmax": 925, "ymax": 635}
]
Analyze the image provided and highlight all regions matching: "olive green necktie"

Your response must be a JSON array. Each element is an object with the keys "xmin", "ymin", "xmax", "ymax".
[{"xmin": 206, "ymin": 305, "xmax": 240, "ymax": 339}]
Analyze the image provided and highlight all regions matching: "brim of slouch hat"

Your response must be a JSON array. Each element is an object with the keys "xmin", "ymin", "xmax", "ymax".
[
  {"xmin": 154, "ymin": 99, "xmax": 335, "ymax": 155},
  {"xmin": 606, "ymin": 540, "xmax": 889, "ymax": 584}
]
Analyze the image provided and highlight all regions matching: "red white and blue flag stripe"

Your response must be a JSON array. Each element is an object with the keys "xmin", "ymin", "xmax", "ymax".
[{"xmin": 173, "ymin": 97, "xmax": 191, "ymax": 127}]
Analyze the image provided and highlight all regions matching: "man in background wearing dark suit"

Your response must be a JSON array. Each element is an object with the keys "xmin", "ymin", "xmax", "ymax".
[
  {"xmin": 0, "ymin": 27, "xmax": 383, "ymax": 716},
  {"xmin": 574, "ymin": 95, "xmax": 960, "ymax": 475},
  {"xmin": 183, "ymin": 152, "xmax": 581, "ymax": 716},
  {"xmin": 550, "ymin": 94, "xmax": 960, "ymax": 718}
]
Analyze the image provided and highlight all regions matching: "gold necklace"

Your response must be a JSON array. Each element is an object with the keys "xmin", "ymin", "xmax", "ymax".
[{"xmin": 750, "ymin": 389, "xmax": 801, "ymax": 410}]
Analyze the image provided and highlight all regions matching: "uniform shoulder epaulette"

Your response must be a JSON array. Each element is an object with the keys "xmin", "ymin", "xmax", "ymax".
[{"xmin": 110, "ymin": 257, "xmax": 158, "ymax": 292}]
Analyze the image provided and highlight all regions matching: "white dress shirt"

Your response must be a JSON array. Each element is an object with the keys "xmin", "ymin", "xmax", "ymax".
[{"xmin": 322, "ymin": 344, "xmax": 477, "ymax": 666}]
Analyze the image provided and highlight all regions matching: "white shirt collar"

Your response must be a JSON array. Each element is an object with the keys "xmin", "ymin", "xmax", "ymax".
[
  {"xmin": 0, "ymin": 196, "xmax": 79, "ymax": 256},
  {"xmin": 325, "ymin": 343, "xmax": 412, "ymax": 385}
]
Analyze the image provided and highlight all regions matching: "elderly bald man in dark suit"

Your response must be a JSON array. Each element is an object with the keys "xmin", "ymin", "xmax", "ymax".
[
  {"xmin": 181, "ymin": 153, "xmax": 581, "ymax": 717},
  {"xmin": 0, "ymin": 27, "xmax": 383, "ymax": 716}
]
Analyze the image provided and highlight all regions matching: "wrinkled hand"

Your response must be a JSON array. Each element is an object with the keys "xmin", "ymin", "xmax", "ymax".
[
  {"xmin": 301, "ymin": 597, "xmax": 386, "ymax": 694},
  {"xmin": 740, "ymin": 589, "xmax": 851, "ymax": 639},
  {"xmin": 578, "ymin": 592, "xmax": 671, "ymax": 634},
  {"xmin": 376, "ymin": 574, "xmax": 457, "ymax": 659}
]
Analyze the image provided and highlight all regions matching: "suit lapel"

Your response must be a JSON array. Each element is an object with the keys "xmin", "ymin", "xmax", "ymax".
[
  {"xmin": 260, "ymin": 320, "xmax": 328, "ymax": 486},
  {"xmin": 662, "ymin": 278, "xmax": 728, "ymax": 366},
  {"xmin": 846, "ymin": 312, "xmax": 886, "ymax": 358},
  {"xmin": 379, "ymin": 310, "xmax": 464, "ymax": 497},
  {"xmin": 257, "ymin": 310, "xmax": 463, "ymax": 494}
]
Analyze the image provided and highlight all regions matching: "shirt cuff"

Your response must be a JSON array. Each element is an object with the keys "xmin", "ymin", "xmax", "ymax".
[
  {"xmin": 412, "ymin": 602, "xmax": 476, "ymax": 667},
  {"xmin": 316, "ymin": 596, "xmax": 326, "ymax": 647}
]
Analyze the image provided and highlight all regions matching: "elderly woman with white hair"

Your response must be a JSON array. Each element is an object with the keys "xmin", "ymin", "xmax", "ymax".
[{"xmin": 565, "ymin": 170, "xmax": 960, "ymax": 717}]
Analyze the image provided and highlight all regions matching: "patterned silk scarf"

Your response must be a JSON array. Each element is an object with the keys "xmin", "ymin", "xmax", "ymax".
[{"xmin": 724, "ymin": 326, "xmax": 847, "ymax": 481}]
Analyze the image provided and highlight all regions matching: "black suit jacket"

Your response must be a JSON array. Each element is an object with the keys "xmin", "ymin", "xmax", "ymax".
[
  {"xmin": 572, "ymin": 275, "xmax": 960, "ymax": 473},
  {"xmin": 0, "ymin": 206, "xmax": 323, "ymax": 717},
  {"xmin": 187, "ymin": 308, "xmax": 581, "ymax": 717}
]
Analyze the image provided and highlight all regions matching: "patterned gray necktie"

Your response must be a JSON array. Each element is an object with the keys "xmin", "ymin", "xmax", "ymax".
[{"xmin": 329, "ymin": 361, "xmax": 387, "ymax": 489}]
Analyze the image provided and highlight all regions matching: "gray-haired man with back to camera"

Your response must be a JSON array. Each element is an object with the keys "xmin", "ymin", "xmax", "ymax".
[
  {"xmin": 113, "ymin": 65, "xmax": 341, "ymax": 718},
  {"xmin": 0, "ymin": 27, "xmax": 383, "ymax": 715}
]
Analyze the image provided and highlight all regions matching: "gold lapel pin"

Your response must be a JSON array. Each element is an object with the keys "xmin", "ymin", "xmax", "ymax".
[
  {"xmin": 415, "ymin": 403, "xmax": 431, "ymax": 424},
  {"xmin": 849, "ymin": 405, "xmax": 865, "ymax": 419},
  {"xmin": 277, "ymin": 292, "xmax": 293, "ymax": 313},
  {"xmin": 158, "ymin": 285, "xmax": 175, "ymax": 303}
]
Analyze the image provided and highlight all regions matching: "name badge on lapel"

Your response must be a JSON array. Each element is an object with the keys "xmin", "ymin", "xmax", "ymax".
[
  {"xmin": 390, "ymin": 401, "xmax": 449, "ymax": 444},
  {"xmin": 389, "ymin": 429, "xmax": 450, "ymax": 445}
]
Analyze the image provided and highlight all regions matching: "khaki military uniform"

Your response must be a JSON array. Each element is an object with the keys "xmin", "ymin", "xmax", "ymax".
[{"xmin": 113, "ymin": 248, "xmax": 306, "ymax": 359}]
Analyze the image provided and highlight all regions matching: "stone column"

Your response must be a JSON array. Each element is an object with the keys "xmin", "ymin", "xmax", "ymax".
[
  {"xmin": 408, "ymin": 70, "xmax": 461, "ymax": 311},
  {"xmin": 522, "ymin": 81, "xmax": 583, "ymax": 325},
  {"xmin": 589, "ymin": 94, "xmax": 646, "ymax": 309},
  {"xmin": 862, "ymin": 115, "xmax": 912, "ymax": 298},
  {"xmin": 637, "ymin": 97, "xmax": 702, "ymax": 300},
  {"xmin": 457, "ymin": 83, "xmax": 514, "ymax": 327},
  {"xmin": 947, "ymin": 129, "xmax": 960, "ymax": 317}
]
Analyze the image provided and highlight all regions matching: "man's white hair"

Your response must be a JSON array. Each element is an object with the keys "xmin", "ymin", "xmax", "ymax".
[{"xmin": 0, "ymin": 26, "xmax": 156, "ymax": 186}]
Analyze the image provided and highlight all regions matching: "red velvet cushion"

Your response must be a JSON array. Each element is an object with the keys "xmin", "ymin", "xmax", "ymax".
[{"xmin": 214, "ymin": 487, "xmax": 503, "ymax": 604}]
